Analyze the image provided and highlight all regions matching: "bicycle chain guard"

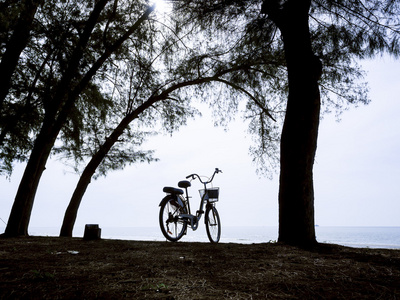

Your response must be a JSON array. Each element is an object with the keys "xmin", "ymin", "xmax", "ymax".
[{"xmin": 180, "ymin": 214, "xmax": 199, "ymax": 230}]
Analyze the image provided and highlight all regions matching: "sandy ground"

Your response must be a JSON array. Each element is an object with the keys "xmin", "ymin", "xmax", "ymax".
[{"xmin": 1, "ymin": 236, "xmax": 399, "ymax": 299}]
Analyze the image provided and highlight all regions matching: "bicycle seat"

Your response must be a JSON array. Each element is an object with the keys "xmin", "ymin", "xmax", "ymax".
[
  {"xmin": 178, "ymin": 180, "xmax": 191, "ymax": 188},
  {"xmin": 163, "ymin": 186, "xmax": 184, "ymax": 195}
]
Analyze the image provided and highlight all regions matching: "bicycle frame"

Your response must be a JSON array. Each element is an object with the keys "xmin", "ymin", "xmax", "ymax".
[{"xmin": 178, "ymin": 168, "xmax": 221, "ymax": 230}]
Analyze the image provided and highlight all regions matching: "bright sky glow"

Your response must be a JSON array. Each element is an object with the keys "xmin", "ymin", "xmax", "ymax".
[{"xmin": 152, "ymin": 0, "xmax": 170, "ymax": 13}]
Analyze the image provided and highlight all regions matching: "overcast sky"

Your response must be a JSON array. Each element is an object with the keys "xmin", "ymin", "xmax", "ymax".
[{"xmin": 1, "ymin": 56, "xmax": 400, "ymax": 236}]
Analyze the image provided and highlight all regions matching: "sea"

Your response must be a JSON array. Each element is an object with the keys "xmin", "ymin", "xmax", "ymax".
[{"xmin": 1, "ymin": 226, "xmax": 399, "ymax": 249}]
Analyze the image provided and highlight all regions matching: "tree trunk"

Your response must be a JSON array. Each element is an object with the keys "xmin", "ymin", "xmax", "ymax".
[
  {"xmin": 59, "ymin": 123, "xmax": 127, "ymax": 237},
  {"xmin": 264, "ymin": 0, "xmax": 321, "ymax": 246},
  {"xmin": 59, "ymin": 95, "xmax": 155, "ymax": 237},
  {"xmin": 59, "ymin": 167, "xmax": 96, "ymax": 237},
  {"xmin": 4, "ymin": 120, "xmax": 57, "ymax": 236}
]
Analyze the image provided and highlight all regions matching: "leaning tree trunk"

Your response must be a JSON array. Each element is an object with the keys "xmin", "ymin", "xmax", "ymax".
[
  {"xmin": 4, "ymin": 119, "xmax": 58, "ymax": 236},
  {"xmin": 59, "ymin": 93, "xmax": 158, "ymax": 237},
  {"xmin": 59, "ymin": 121, "xmax": 129, "ymax": 237},
  {"xmin": 264, "ymin": 0, "xmax": 321, "ymax": 246},
  {"xmin": 59, "ymin": 160, "xmax": 101, "ymax": 237}
]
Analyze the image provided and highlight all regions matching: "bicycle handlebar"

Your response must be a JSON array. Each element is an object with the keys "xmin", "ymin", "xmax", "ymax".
[{"xmin": 186, "ymin": 168, "xmax": 222, "ymax": 184}]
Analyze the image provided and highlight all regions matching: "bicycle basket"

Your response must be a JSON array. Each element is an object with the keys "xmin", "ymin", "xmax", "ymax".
[{"xmin": 199, "ymin": 187, "xmax": 219, "ymax": 202}]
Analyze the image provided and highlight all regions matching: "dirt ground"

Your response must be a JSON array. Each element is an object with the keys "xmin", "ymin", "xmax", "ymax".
[{"xmin": 0, "ymin": 236, "xmax": 399, "ymax": 299}]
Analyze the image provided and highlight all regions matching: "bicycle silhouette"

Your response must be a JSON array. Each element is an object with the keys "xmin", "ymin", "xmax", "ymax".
[{"xmin": 159, "ymin": 168, "xmax": 222, "ymax": 243}]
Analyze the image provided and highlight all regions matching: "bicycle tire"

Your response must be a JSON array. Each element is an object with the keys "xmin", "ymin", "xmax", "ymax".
[
  {"xmin": 205, "ymin": 205, "xmax": 221, "ymax": 243},
  {"xmin": 159, "ymin": 195, "xmax": 187, "ymax": 242}
]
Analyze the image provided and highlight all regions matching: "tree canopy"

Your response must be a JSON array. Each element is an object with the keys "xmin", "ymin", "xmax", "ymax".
[
  {"xmin": 1, "ymin": 0, "xmax": 399, "ymax": 243},
  {"xmin": 169, "ymin": 0, "xmax": 400, "ymax": 245},
  {"xmin": 3, "ymin": 0, "xmax": 161, "ymax": 236},
  {"xmin": 2, "ymin": 0, "xmax": 284, "ymax": 236}
]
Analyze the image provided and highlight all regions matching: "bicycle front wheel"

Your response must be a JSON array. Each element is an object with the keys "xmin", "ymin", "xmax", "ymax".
[
  {"xmin": 159, "ymin": 196, "xmax": 187, "ymax": 242},
  {"xmin": 205, "ymin": 205, "xmax": 221, "ymax": 243}
]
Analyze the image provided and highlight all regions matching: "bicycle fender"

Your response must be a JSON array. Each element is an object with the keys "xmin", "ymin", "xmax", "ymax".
[
  {"xmin": 159, "ymin": 194, "xmax": 185, "ymax": 207},
  {"xmin": 159, "ymin": 195, "xmax": 172, "ymax": 206}
]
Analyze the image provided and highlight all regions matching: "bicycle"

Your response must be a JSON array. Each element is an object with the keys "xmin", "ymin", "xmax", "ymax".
[{"xmin": 159, "ymin": 168, "xmax": 222, "ymax": 243}]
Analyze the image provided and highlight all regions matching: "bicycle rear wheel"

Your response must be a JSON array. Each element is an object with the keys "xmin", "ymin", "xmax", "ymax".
[
  {"xmin": 205, "ymin": 205, "xmax": 221, "ymax": 243},
  {"xmin": 159, "ymin": 196, "xmax": 187, "ymax": 242}
]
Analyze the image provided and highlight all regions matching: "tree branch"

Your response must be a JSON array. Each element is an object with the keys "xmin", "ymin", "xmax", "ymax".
[{"xmin": 214, "ymin": 78, "xmax": 276, "ymax": 121}]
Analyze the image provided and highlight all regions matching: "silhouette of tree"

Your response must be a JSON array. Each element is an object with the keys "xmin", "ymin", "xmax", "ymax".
[
  {"xmin": 4, "ymin": 0, "xmax": 156, "ymax": 236},
  {"xmin": 3, "ymin": 0, "xmax": 278, "ymax": 237},
  {"xmin": 3, "ymin": 0, "xmax": 399, "ymax": 244},
  {"xmin": 171, "ymin": 0, "xmax": 400, "ymax": 246},
  {"xmin": 0, "ymin": 0, "xmax": 44, "ymax": 176}
]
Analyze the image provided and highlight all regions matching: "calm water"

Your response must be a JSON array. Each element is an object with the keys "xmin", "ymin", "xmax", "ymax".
[{"xmin": 2, "ymin": 226, "xmax": 399, "ymax": 249}]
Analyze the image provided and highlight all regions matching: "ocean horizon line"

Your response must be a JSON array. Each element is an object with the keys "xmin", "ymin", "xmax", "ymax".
[{"xmin": 1, "ymin": 225, "xmax": 399, "ymax": 249}]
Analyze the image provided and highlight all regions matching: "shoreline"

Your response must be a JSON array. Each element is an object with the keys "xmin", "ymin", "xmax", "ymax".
[{"xmin": 3, "ymin": 225, "xmax": 399, "ymax": 250}]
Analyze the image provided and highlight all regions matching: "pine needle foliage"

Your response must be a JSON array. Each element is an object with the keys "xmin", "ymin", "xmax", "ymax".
[{"xmin": 167, "ymin": 0, "xmax": 400, "ymax": 176}]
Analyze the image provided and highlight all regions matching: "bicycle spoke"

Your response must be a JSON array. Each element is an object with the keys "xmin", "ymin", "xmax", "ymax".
[
  {"xmin": 206, "ymin": 207, "xmax": 221, "ymax": 243},
  {"xmin": 159, "ymin": 196, "xmax": 187, "ymax": 242}
]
